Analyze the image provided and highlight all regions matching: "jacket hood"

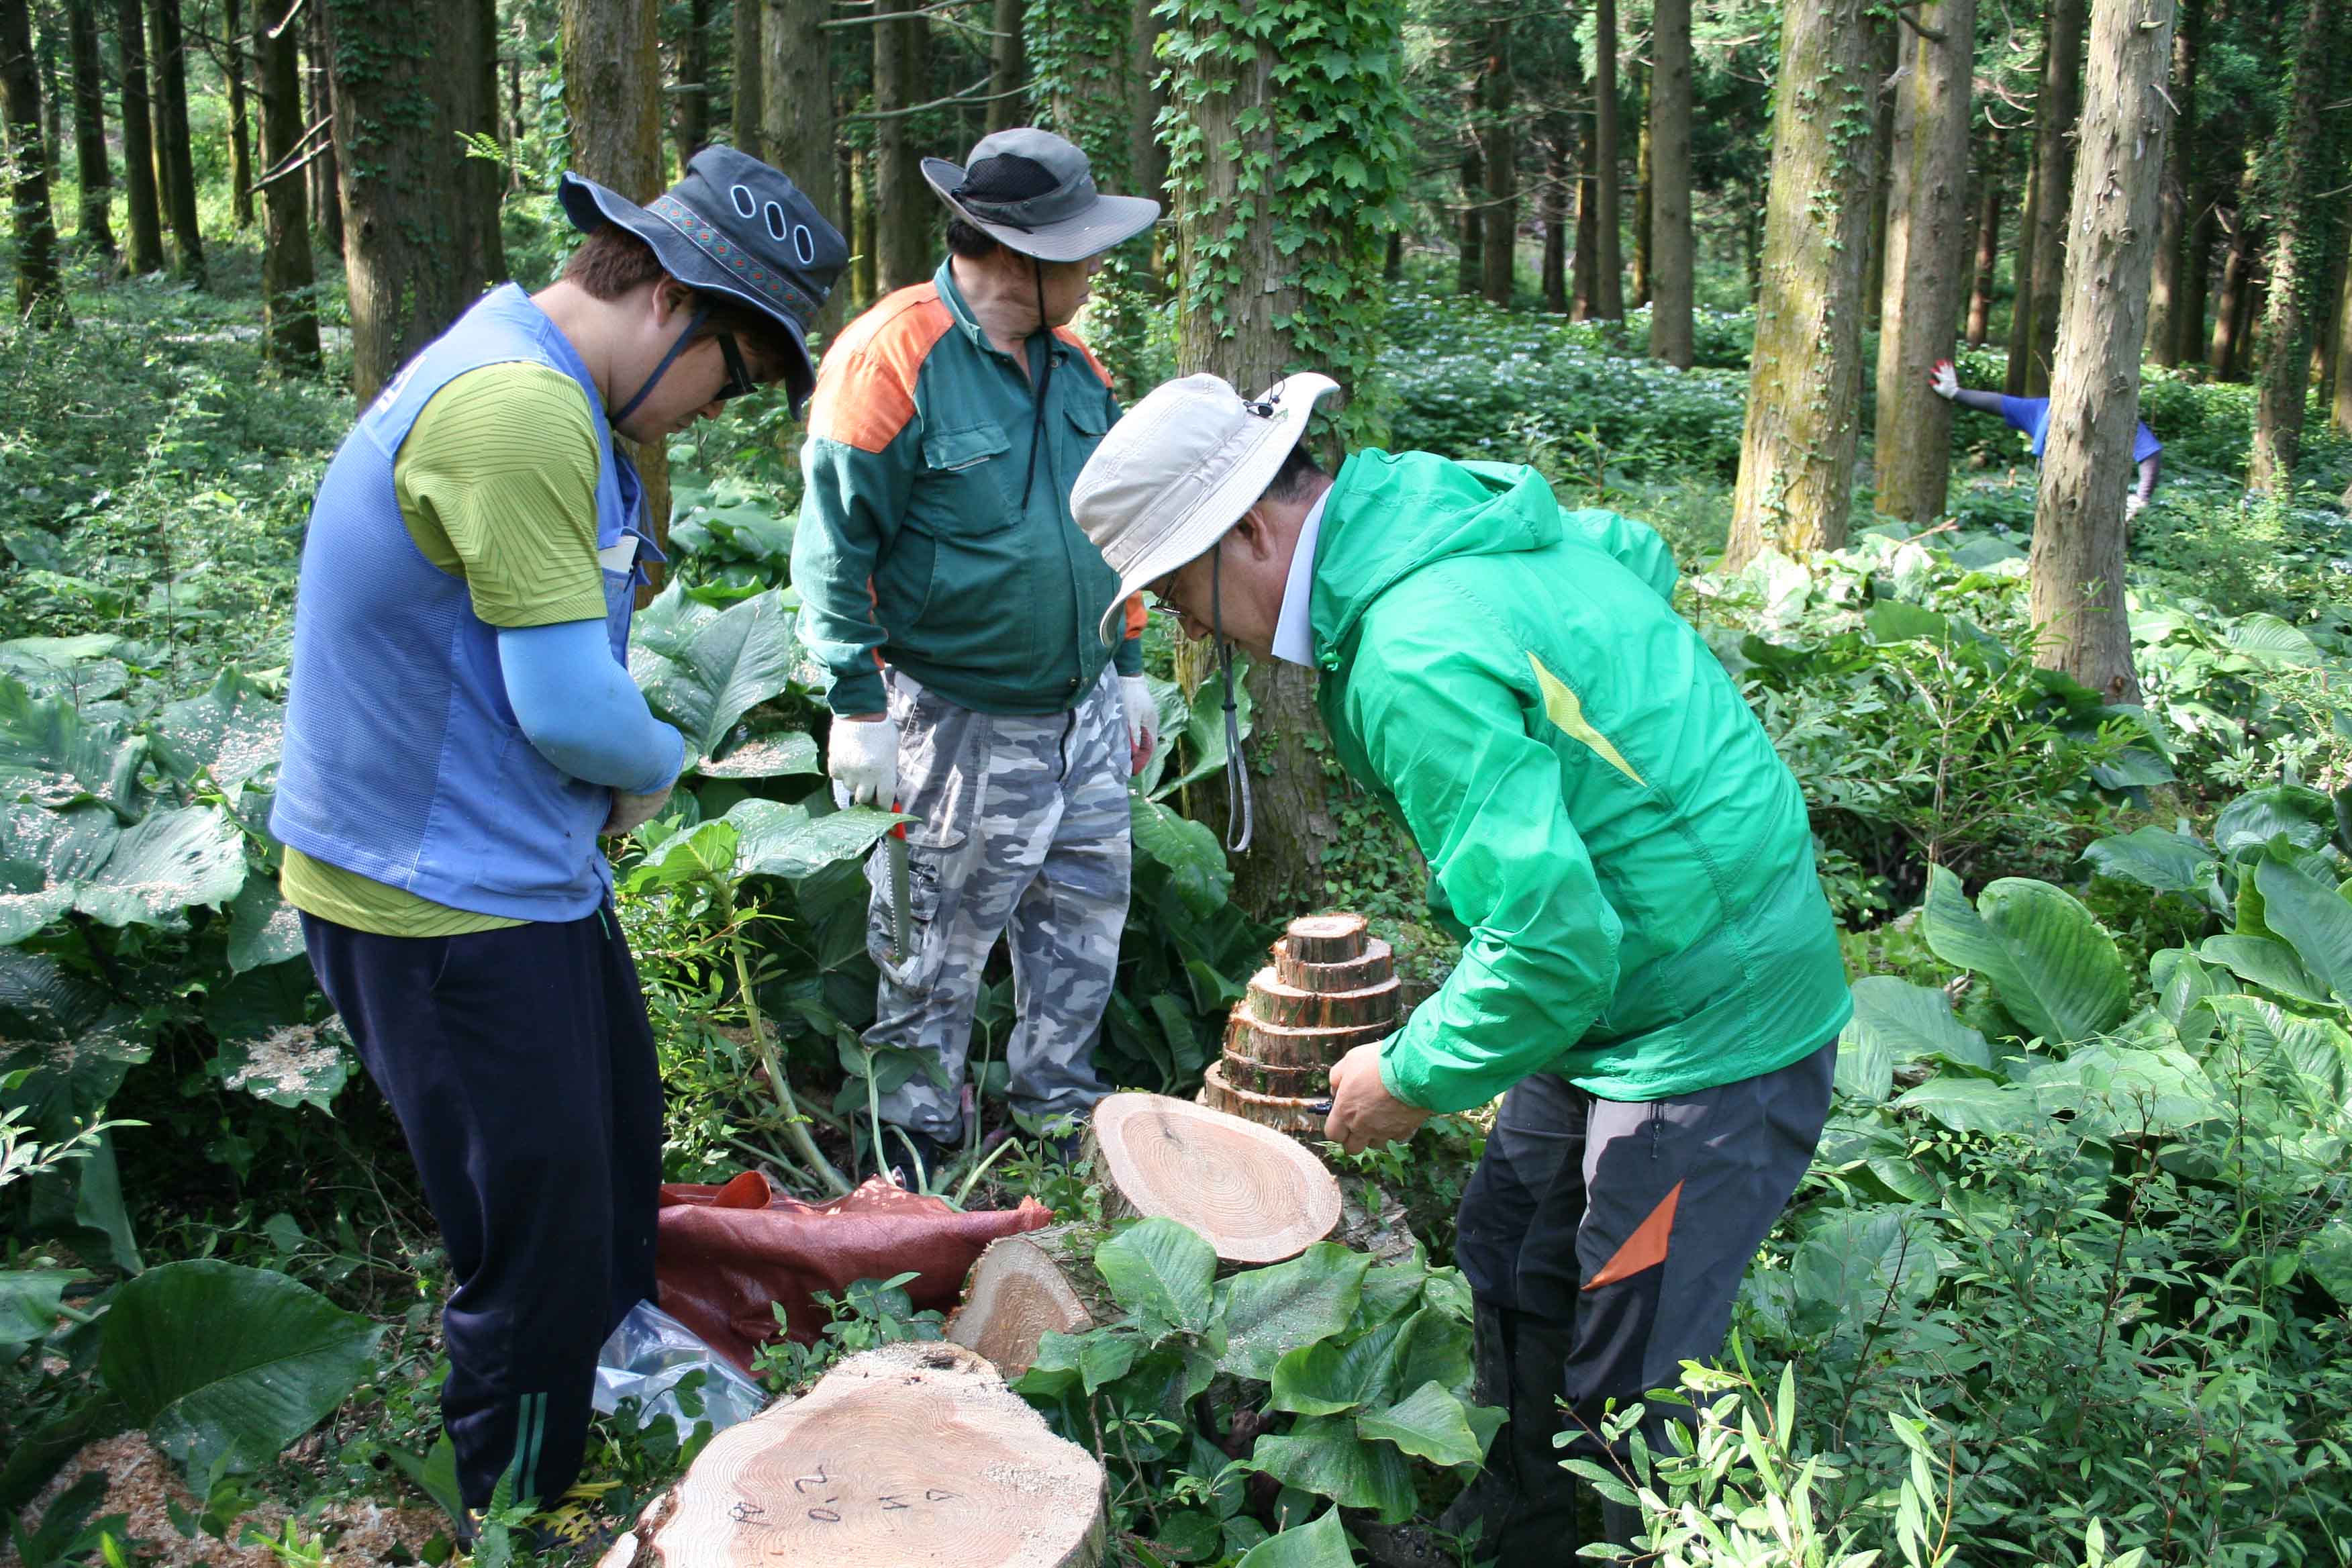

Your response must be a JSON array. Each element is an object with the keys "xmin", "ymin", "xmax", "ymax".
[{"xmin": 1310, "ymin": 449, "xmax": 1564, "ymax": 656}]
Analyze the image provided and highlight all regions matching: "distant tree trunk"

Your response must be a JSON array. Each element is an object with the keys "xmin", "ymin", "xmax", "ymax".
[
  {"xmin": 1478, "ymin": 27, "xmax": 1512, "ymax": 306},
  {"xmin": 2333, "ymin": 235, "xmax": 2352, "ymax": 436},
  {"xmin": 256, "ymin": 0, "xmax": 317, "ymax": 369},
  {"xmin": 1861, "ymin": 20, "xmax": 1896, "ymax": 332},
  {"xmin": 674, "ymin": 0, "xmax": 709, "ymax": 172},
  {"xmin": 987, "ymin": 0, "xmax": 1022, "ymax": 133},
  {"xmin": 2314, "ymin": 238, "xmax": 2345, "ymax": 414},
  {"xmin": 149, "ymin": 0, "xmax": 204, "ymax": 283},
  {"xmin": 1541, "ymin": 119, "xmax": 1569, "ymax": 313},
  {"xmin": 1384, "ymin": 228, "xmax": 1402, "ymax": 280},
  {"xmin": 2207, "ymin": 204, "xmax": 2254, "ymax": 379},
  {"xmin": 1648, "ymin": 0, "xmax": 1692, "ymax": 364},
  {"xmin": 64, "ymin": 0, "xmax": 113, "ymax": 258},
  {"xmin": 1571, "ymin": 109, "xmax": 1597, "ymax": 317},
  {"xmin": 113, "ymin": 0, "xmax": 162, "ymax": 271},
  {"xmin": 562, "ymin": 0, "xmax": 669, "ymax": 581},
  {"xmin": 2032, "ymin": 0, "xmax": 2173, "ymax": 704},
  {"xmin": 1631, "ymin": 105, "xmax": 1651, "ymax": 309},
  {"xmin": 224, "ymin": 0, "xmax": 254, "ymax": 226},
  {"xmin": 2004, "ymin": 137, "xmax": 2039, "ymax": 392},
  {"xmin": 1724, "ymin": 0, "xmax": 1883, "ymax": 567},
  {"xmin": 764, "ymin": 0, "xmax": 830, "ymax": 246},
  {"xmin": 463, "ymin": 0, "xmax": 504, "ymax": 283},
  {"xmin": 37, "ymin": 7, "xmax": 59, "ymax": 183},
  {"xmin": 850, "ymin": 147, "xmax": 875, "ymax": 305},
  {"xmin": 1965, "ymin": 128, "xmax": 2004, "ymax": 346},
  {"xmin": 2021, "ymin": 0, "xmax": 2086, "ymax": 396},
  {"xmin": 1128, "ymin": 0, "xmax": 1166, "ymax": 210},
  {"xmin": 2176, "ymin": 177, "xmax": 2215, "ymax": 364},
  {"xmin": 2247, "ymin": 0, "xmax": 2333, "ymax": 492},
  {"xmin": 730, "ymin": 0, "xmax": 759, "ymax": 152},
  {"xmin": 1873, "ymin": 0, "xmax": 1975, "ymax": 523},
  {"xmin": 303, "ymin": 0, "xmax": 338, "ymax": 255},
  {"xmin": 872, "ymin": 0, "xmax": 930, "ymax": 292},
  {"xmin": 1592, "ymin": 0, "xmax": 1622, "ymax": 317},
  {"xmin": 2145, "ymin": 0, "xmax": 2196, "ymax": 365},
  {"xmin": 3, "ymin": 0, "xmax": 69, "ymax": 324},
  {"xmin": 1455, "ymin": 144, "xmax": 1480, "ymax": 295}
]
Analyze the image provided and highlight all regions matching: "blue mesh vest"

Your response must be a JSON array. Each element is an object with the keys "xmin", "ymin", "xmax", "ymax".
[{"xmin": 272, "ymin": 284, "xmax": 658, "ymax": 922}]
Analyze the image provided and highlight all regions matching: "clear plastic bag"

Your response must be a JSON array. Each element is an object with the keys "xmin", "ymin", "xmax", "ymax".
[{"xmin": 591, "ymin": 1299, "xmax": 770, "ymax": 1435}]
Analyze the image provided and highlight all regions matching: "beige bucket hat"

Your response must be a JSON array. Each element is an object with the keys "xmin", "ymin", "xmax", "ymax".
[{"xmin": 1072, "ymin": 371, "xmax": 1340, "ymax": 646}]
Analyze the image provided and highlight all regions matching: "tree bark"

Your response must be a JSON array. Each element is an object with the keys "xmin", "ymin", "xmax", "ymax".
[
  {"xmin": 148, "ymin": 0, "xmax": 203, "ymax": 283},
  {"xmin": 730, "ymin": 0, "xmax": 758, "ymax": 152},
  {"xmin": 1647, "ymin": 0, "xmax": 1692, "ymax": 365},
  {"xmin": 2030, "ymin": 0, "xmax": 2175, "ymax": 705},
  {"xmin": 2333, "ymin": 232, "xmax": 2352, "ymax": 436},
  {"xmin": 64, "ymin": 0, "xmax": 111, "ymax": 258},
  {"xmin": 1724, "ymin": 0, "xmax": 1883, "ymax": 567},
  {"xmin": 2145, "ymin": 0, "xmax": 2196, "ymax": 366},
  {"xmin": 1861, "ymin": 19, "xmax": 1897, "ymax": 332},
  {"xmin": 37, "ymin": 5, "xmax": 59, "ymax": 184},
  {"xmin": 1541, "ymin": 117, "xmax": 1569, "ymax": 314},
  {"xmin": 2177, "ymin": 170, "xmax": 2216, "ymax": 366},
  {"xmin": 2004, "ymin": 130, "xmax": 2039, "ymax": 393},
  {"xmin": 1477, "ymin": 26, "xmax": 1513, "ymax": 306},
  {"xmin": 2206, "ymin": 196, "xmax": 2253, "ymax": 380},
  {"xmin": 872, "ymin": 0, "xmax": 930, "ymax": 293},
  {"xmin": 1631, "ymin": 95, "xmax": 1650, "ymax": 308},
  {"xmin": 224, "ymin": 0, "xmax": 254, "ymax": 226},
  {"xmin": 2020, "ymin": 0, "xmax": 2086, "ymax": 396},
  {"xmin": 3, "ymin": 0, "xmax": 68, "ymax": 324},
  {"xmin": 1873, "ymin": 0, "xmax": 1975, "ymax": 524},
  {"xmin": 256, "ymin": 0, "xmax": 317, "ymax": 370},
  {"xmin": 674, "ymin": 0, "xmax": 710, "ymax": 173},
  {"xmin": 850, "ymin": 146, "xmax": 875, "ymax": 305},
  {"xmin": 987, "ymin": 0, "xmax": 1021, "ymax": 133},
  {"xmin": 1592, "ymin": 0, "xmax": 1622, "ymax": 318},
  {"xmin": 303, "ymin": 0, "xmax": 338, "ymax": 256},
  {"xmin": 1571, "ymin": 107, "xmax": 1597, "ymax": 317},
  {"xmin": 144, "ymin": 0, "xmax": 171, "ymax": 224},
  {"xmin": 1128, "ymin": 0, "xmax": 1166, "ymax": 211},
  {"xmin": 1455, "ymin": 142, "xmax": 1480, "ymax": 296},
  {"xmin": 763, "ymin": 0, "xmax": 831, "ymax": 252},
  {"xmin": 1965, "ymin": 128, "xmax": 2004, "ymax": 347},
  {"xmin": 2247, "ymin": 0, "xmax": 2333, "ymax": 492},
  {"xmin": 113, "ymin": 0, "xmax": 162, "ymax": 271}
]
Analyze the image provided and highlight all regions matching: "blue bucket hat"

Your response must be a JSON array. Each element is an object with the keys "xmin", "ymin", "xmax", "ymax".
[{"xmin": 559, "ymin": 145, "xmax": 847, "ymax": 412}]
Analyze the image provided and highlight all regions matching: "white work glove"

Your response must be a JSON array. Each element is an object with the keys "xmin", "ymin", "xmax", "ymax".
[
  {"xmin": 1928, "ymin": 359, "xmax": 1959, "ymax": 400},
  {"xmin": 1118, "ymin": 675, "xmax": 1159, "ymax": 777},
  {"xmin": 2124, "ymin": 491, "xmax": 2147, "ymax": 522},
  {"xmin": 828, "ymin": 712, "xmax": 900, "ymax": 807},
  {"xmin": 603, "ymin": 785, "xmax": 673, "ymax": 839}
]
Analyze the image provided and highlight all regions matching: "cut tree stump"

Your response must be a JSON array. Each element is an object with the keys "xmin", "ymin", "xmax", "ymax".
[
  {"xmin": 946, "ymin": 1223, "xmax": 1113, "ymax": 1377},
  {"xmin": 1274, "ymin": 936, "xmax": 1393, "ymax": 991},
  {"xmin": 599, "ymin": 1342, "xmax": 1106, "ymax": 1568},
  {"xmin": 1284, "ymin": 912, "xmax": 1369, "ymax": 966},
  {"xmin": 1088, "ymin": 1091, "xmax": 1341, "ymax": 1263},
  {"xmin": 1202, "ymin": 909, "xmax": 1406, "ymax": 1135},
  {"xmin": 1244, "ymin": 967, "xmax": 1403, "ymax": 1030}
]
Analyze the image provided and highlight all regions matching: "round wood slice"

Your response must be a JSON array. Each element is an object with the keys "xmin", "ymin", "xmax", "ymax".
[
  {"xmin": 1088, "ymin": 1091, "xmax": 1340, "ymax": 1263},
  {"xmin": 1225, "ymin": 1012, "xmax": 1394, "ymax": 1068},
  {"xmin": 1273, "ymin": 936, "xmax": 1395, "ymax": 991},
  {"xmin": 1244, "ymin": 966, "xmax": 1402, "ymax": 1030},
  {"xmin": 946, "ymin": 1229, "xmax": 1102, "ymax": 1377},
  {"xmin": 1283, "ymin": 913, "xmax": 1369, "ymax": 965},
  {"xmin": 1217, "ymin": 1051, "xmax": 1333, "ymax": 1098},
  {"xmin": 1196, "ymin": 1063, "xmax": 1326, "ymax": 1138},
  {"xmin": 605, "ymin": 1341, "xmax": 1105, "ymax": 1568}
]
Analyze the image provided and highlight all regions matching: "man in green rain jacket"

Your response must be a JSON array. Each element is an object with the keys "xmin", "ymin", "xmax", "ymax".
[{"xmin": 1071, "ymin": 373, "xmax": 1853, "ymax": 1563}]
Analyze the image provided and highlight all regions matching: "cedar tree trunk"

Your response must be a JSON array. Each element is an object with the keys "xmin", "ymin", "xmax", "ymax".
[
  {"xmin": 1647, "ymin": 0, "xmax": 1692, "ymax": 365},
  {"xmin": 113, "ymin": 0, "xmax": 162, "ymax": 270},
  {"xmin": 256, "ymin": 0, "xmax": 317, "ymax": 369},
  {"xmin": 2020, "ymin": 0, "xmax": 2086, "ymax": 395},
  {"xmin": 64, "ymin": 0, "xmax": 112, "ymax": 258},
  {"xmin": 3, "ymin": 0, "xmax": 68, "ymax": 324}
]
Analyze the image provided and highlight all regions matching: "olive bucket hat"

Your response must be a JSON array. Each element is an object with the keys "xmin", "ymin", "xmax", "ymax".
[
  {"xmin": 558, "ymin": 144, "xmax": 847, "ymax": 412},
  {"xmin": 920, "ymin": 128, "xmax": 1161, "ymax": 262}
]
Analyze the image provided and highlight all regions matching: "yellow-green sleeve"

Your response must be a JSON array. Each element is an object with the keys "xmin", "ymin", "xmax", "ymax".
[{"xmin": 394, "ymin": 362, "xmax": 607, "ymax": 628}]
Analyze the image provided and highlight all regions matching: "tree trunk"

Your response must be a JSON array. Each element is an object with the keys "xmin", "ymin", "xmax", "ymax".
[
  {"xmin": 1541, "ymin": 119, "xmax": 1569, "ymax": 314},
  {"xmin": 987, "ymin": 0, "xmax": 1021, "ymax": 133},
  {"xmin": 850, "ymin": 146, "xmax": 875, "ymax": 305},
  {"xmin": 145, "ymin": 0, "xmax": 171, "ymax": 223},
  {"xmin": 2332, "ymin": 232, "xmax": 2352, "ymax": 436},
  {"xmin": 37, "ymin": 5, "xmax": 59, "ymax": 184},
  {"xmin": 1724, "ymin": 0, "xmax": 1883, "ymax": 567},
  {"xmin": 1477, "ymin": 26, "xmax": 1512, "ymax": 306},
  {"xmin": 763, "ymin": 0, "xmax": 831, "ymax": 252},
  {"xmin": 562, "ymin": 0, "xmax": 669, "ymax": 582},
  {"xmin": 224, "ymin": 0, "xmax": 254, "ymax": 226},
  {"xmin": 148, "ymin": 0, "xmax": 203, "ymax": 283},
  {"xmin": 2145, "ymin": 0, "xmax": 2196, "ymax": 366},
  {"xmin": 872, "ymin": 0, "xmax": 930, "ymax": 293},
  {"xmin": 113, "ymin": 0, "xmax": 162, "ymax": 271},
  {"xmin": 1965, "ymin": 128, "xmax": 2004, "ymax": 347},
  {"xmin": 2021, "ymin": 0, "xmax": 2086, "ymax": 396},
  {"xmin": 1127, "ymin": 0, "xmax": 1166, "ymax": 211},
  {"xmin": 730, "ymin": 0, "xmax": 758, "ymax": 152},
  {"xmin": 2177, "ymin": 175, "xmax": 2214, "ymax": 365},
  {"xmin": 2004, "ymin": 132, "xmax": 2039, "ymax": 393},
  {"xmin": 256, "ymin": 0, "xmax": 317, "ymax": 370},
  {"xmin": 468, "ymin": 0, "xmax": 505, "ymax": 283},
  {"xmin": 674, "ymin": 0, "xmax": 710, "ymax": 173},
  {"xmin": 3, "ymin": 0, "xmax": 68, "ymax": 324},
  {"xmin": 1592, "ymin": 0, "xmax": 1622, "ymax": 318},
  {"xmin": 2206, "ymin": 201, "xmax": 2253, "ymax": 379},
  {"xmin": 1861, "ymin": 19, "xmax": 1897, "ymax": 332},
  {"xmin": 64, "ymin": 0, "xmax": 111, "ymax": 258},
  {"xmin": 2247, "ymin": 0, "xmax": 2333, "ymax": 492},
  {"xmin": 1873, "ymin": 0, "xmax": 1975, "ymax": 524},
  {"xmin": 2030, "ymin": 0, "xmax": 2175, "ymax": 705},
  {"xmin": 1631, "ymin": 98, "xmax": 1651, "ymax": 308},
  {"xmin": 1455, "ymin": 142, "xmax": 1481, "ymax": 296},
  {"xmin": 1571, "ymin": 107, "xmax": 1597, "ymax": 318},
  {"xmin": 1648, "ymin": 0, "xmax": 1692, "ymax": 364},
  {"xmin": 303, "ymin": 0, "xmax": 338, "ymax": 256}
]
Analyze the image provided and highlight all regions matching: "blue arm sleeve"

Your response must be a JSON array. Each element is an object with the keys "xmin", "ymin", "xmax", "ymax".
[{"xmin": 497, "ymin": 620, "xmax": 687, "ymax": 796}]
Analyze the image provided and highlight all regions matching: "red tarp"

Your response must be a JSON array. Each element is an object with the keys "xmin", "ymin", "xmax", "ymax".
[{"xmin": 654, "ymin": 1171, "xmax": 1055, "ymax": 1370}]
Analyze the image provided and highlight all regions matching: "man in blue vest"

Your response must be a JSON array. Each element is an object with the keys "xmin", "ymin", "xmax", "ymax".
[
  {"xmin": 272, "ymin": 148, "xmax": 844, "ymax": 1522},
  {"xmin": 1930, "ymin": 358, "xmax": 2163, "ymax": 518}
]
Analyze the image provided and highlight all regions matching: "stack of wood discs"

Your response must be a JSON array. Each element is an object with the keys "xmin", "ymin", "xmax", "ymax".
[{"xmin": 1198, "ymin": 912, "xmax": 1400, "ymax": 1136}]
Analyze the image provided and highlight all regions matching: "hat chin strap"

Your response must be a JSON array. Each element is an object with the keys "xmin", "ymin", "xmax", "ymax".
[
  {"xmin": 610, "ymin": 305, "xmax": 711, "ymax": 427},
  {"xmin": 1213, "ymin": 541, "xmax": 1253, "ymax": 854}
]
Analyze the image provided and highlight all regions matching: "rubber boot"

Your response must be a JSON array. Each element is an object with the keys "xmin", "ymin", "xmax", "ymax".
[{"xmin": 1431, "ymin": 1300, "xmax": 1581, "ymax": 1567}]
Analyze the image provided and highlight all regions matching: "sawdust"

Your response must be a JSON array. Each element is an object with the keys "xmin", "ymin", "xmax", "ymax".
[{"xmin": 222, "ymin": 1023, "xmax": 346, "ymax": 1097}]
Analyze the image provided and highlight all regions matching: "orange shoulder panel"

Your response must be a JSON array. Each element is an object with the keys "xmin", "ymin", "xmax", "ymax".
[
  {"xmin": 1122, "ymin": 593, "xmax": 1146, "ymax": 642},
  {"xmin": 805, "ymin": 285, "xmax": 953, "ymax": 454},
  {"xmin": 1054, "ymin": 327, "xmax": 1117, "ymax": 399}
]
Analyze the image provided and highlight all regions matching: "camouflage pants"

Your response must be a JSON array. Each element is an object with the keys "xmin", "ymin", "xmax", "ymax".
[{"xmin": 866, "ymin": 665, "xmax": 1129, "ymax": 1136}]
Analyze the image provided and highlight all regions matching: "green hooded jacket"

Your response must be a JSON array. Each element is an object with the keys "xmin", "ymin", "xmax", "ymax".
[{"xmin": 1307, "ymin": 449, "xmax": 1851, "ymax": 1111}]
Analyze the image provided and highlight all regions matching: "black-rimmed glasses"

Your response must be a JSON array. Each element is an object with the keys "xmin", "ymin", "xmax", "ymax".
[{"xmin": 714, "ymin": 332, "xmax": 759, "ymax": 402}]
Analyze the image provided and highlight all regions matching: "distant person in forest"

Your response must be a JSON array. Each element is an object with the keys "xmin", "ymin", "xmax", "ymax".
[
  {"xmin": 1930, "ymin": 358, "xmax": 2163, "ymax": 517},
  {"xmin": 1069, "ymin": 373, "xmax": 1852, "ymax": 1565},
  {"xmin": 790, "ymin": 128, "xmax": 1161, "ymax": 1180},
  {"xmin": 271, "ymin": 148, "xmax": 843, "ymax": 1531}
]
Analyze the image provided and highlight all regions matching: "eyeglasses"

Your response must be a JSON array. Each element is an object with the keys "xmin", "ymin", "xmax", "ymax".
[{"xmin": 713, "ymin": 332, "xmax": 759, "ymax": 402}]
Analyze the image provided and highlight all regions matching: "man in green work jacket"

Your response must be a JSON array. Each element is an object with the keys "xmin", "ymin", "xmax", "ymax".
[
  {"xmin": 790, "ymin": 129, "xmax": 1159, "ymax": 1177},
  {"xmin": 1071, "ymin": 373, "xmax": 1853, "ymax": 1563}
]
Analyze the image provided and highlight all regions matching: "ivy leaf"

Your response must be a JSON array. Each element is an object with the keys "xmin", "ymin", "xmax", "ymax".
[{"xmin": 1094, "ymin": 1218, "xmax": 1218, "ymax": 1336}]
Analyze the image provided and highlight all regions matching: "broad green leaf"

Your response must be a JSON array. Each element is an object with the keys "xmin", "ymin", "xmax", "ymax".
[
  {"xmin": 1095, "ymin": 1218, "xmax": 1218, "ymax": 1336},
  {"xmin": 1920, "ymin": 866, "xmax": 2130, "ymax": 1044},
  {"xmin": 2081, "ymin": 826, "xmax": 2214, "ymax": 895},
  {"xmin": 1271, "ymin": 1314, "xmax": 1409, "ymax": 1417},
  {"xmin": 2225, "ymin": 612, "xmax": 2324, "ymax": 668},
  {"xmin": 724, "ymin": 799, "xmax": 910, "ymax": 882},
  {"xmin": 1890, "ymin": 1075, "xmax": 2037, "ymax": 1136},
  {"xmin": 0, "ymin": 803, "xmax": 118, "ymax": 942},
  {"xmin": 2088, "ymin": 746, "xmax": 2176, "ymax": 790},
  {"xmin": 1839, "ymin": 977, "xmax": 1992, "ymax": 1101},
  {"xmin": 2197, "ymin": 935, "xmax": 2333, "ymax": 1008},
  {"xmin": 226, "ymin": 875, "xmax": 307, "ymax": 975},
  {"xmin": 101, "ymin": 1259, "xmax": 382, "ymax": 1475},
  {"xmin": 1386, "ymin": 1305, "xmax": 1475, "ymax": 1402},
  {"xmin": 73, "ymin": 806, "xmax": 248, "ymax": 929},
  {"xmin": 2203, "ymin": 996, "xmax": 2351, "ymax": 1112},
  {"xmin": 1130, "ymin": 797, "xmax": 1232, "ymax": 918},
  {"xmin": 1150, "ymin": 661, "xmax": 1256, "ymax": 805},
  {"xmin": 2301, "ymin": 1222, "xmax": 2352, "ymax": 1306},
  {"xmin": 0, "ymin": 676, "xmax": 147, "ymax": 817},
  {"xmin": 1078, "ymin": 1330, "xmax": 1138, "ymax": 1393},
  {"xmin": 1355, "ymin": 1252, "xmax": 1428, "ymax": 1328},
  {"xmin": 1151, "ymin": 1508, "xmax": 1224, "ymax": 1563},
  {"xmin": 2022, "ymin": 1045, "xmax": 2220, "ymax": 1136},
  {"xmin": 697, "ymin": 728, "xmax": 819, "ymax": 779},
  {"xmin": 2253, "ymin": 855, "xmax": 2352, "ymax": 1004},
  {"xmin": 1355, "ymin": 1380, "xmax": 1486, "ymax": 1467},
  {"xmin": 2213, "ymin": 785, "xmax": 2334, "ymax": 857},
  {"xmin": 201, "ymin": 959, "xmax": 322, "ymax": 1050},
  {"xmin": 1248, "ymin": 1416, "xmax": 1418, "ymax": 1522},
  {"xmin": 2150, "ymin": 948, "xmax": 2219, "ymax": 1048},
  {"xmin": 1232, "ymin": 1506, "xmax": 1354, "ymax": 1568},
  {"xmin": 149, "ymin": 669, "xmax": 285, "ymax": 789},
  {"xmin": 1214, "ymin": 1243, "xmax": 1370, "ymax": 1381},
  {"xmin": 0, "ymin": 1268, "xmax": 78, "ymax": 1353},
  {"xmin": 1791, "ymin": 1208, "xmax": 1942, "ymax": 1322},
  {"xmin": 630, "ymin": 587, "xmax": 803, "ymax": 760},
  {"xmin": 0, "ymin": 950, "xmax": 151, "ymax": 1142}
]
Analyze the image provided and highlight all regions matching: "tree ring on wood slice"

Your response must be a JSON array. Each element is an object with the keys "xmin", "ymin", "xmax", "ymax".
[
  {"xmin": 1196, "ymin": 1063, "xmax": 1328, "ymax": 1138},
  {"xmin": 1273, "ymin": 936, "xmax": 1395, "ymax": 991},
  {"xmin": 1218, "ymin": 1052, "xmax": 1333, "ymax": 1098},
  {"xmin": 946, "ymin": 1232, "xmax": 1096, "ymax": 1377},
  {"xmin": 1089, "ymin": 1091, "xmax": 1340, "ymax": 1263},
  {"xmin": 1283, "ymin": 912, "xmax": 1369, "ymax": 965},
  {"xmin": 604, "ymin": 1341, "xmax": 1106, "ymax": 1568},
  {"xmin": 1244, "ymin": 966, "xmax": 1402, "ymax": 1030},
  {"xmin": 1225, "ymin": 1013, "xmax": 1395, "ymax": 1067}
]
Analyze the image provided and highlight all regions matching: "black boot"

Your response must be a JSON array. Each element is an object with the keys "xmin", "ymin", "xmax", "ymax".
[{"xmin": 1430, "ymin": 1299, "xmax": 1580, "ymax": 1568}]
